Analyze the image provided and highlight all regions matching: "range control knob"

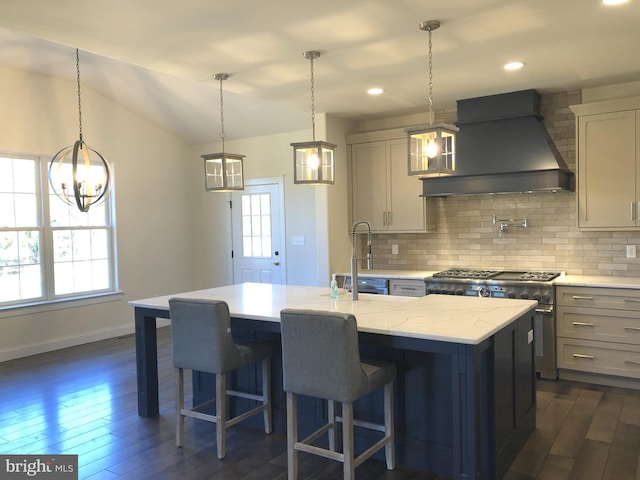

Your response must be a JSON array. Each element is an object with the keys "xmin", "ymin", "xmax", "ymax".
[
  {"xmin": 541, "ymin": 293, "xmax": 551, "ymax": 304},
  {"xmin": 520, "ymin": 292, "xmax": 529, "ymax": 299},
  {"xmin": 479, "ymin": 287, "xmax": 490, "ymax": 297},
  {"xmin": 456, "ymin": 288, "xmax": 465, "ymax": 296},
  {"xmin": 507, "ymin": 291, "xmax": 516, "ymax": 299},
  {"xmin": 532, "ymin": 292, "xmax": 541, "ymax": 301}
]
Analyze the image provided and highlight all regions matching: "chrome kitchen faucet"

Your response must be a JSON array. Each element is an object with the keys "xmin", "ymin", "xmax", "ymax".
[{"xmin": 350, "ymin": 220, "xmax": 372, "ymax": 301}]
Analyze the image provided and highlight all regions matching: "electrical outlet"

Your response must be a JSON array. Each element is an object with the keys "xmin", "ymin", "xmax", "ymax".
[
  {"xmin": 392, "ymin": 244, "xmax": 399, "ymax": 255},
  {"xmin": 627, "ymin": 245, "xmax": 637, "ymax": 258}
]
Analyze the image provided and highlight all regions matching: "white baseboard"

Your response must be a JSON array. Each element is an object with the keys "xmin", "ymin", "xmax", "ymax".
[{"xmin": 0, "ymin": 319, "xmax": 170, "ymax": 362}]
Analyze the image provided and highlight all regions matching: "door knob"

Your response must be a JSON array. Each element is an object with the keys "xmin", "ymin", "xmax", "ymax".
[{"xmin": 273, "ymin": 261, "xmax": 280, "ymax": 266}]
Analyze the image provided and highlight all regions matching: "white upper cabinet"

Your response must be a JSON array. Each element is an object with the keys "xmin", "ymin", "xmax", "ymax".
[
  {"xmin": 571, "ymin": 97, "xmax": 640, "ymax": 230},
  {"xmin": 347, "ymin": 128, "xmax": 436, "ymax": 233}
]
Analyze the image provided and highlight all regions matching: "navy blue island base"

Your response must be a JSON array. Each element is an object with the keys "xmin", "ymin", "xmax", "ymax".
[{"xmin": 133, "ymin": 301, "xmax": 535, "ymax": 480}]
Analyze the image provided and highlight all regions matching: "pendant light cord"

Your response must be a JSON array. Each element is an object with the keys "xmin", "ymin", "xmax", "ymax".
[
  {"xmin": 309, "ymin": 54, "xmax": 316, "ymax": 141},
  {"xmin": 76, "ymin": 49, "xmax": 84, "ymax": 144},
  {"xmin": 427, "ymin": 28, "xmax": 434, "ymax": 126},
  {"xmin": 218, "ymin": 75, "xmax": 226, "ymax": 152}
]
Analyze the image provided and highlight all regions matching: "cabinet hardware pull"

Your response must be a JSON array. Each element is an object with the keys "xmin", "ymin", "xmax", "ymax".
[
  {"xmin": 632, "ymin": 201, "xmax": 636, "ymax": 221},
  {"xmin": 571, "ymin": 296, "xmax": 594, "ymax": 300},
  {"xmin": 624, "ymin": 360, "xmax": 640, "ymax": 366},
  {"xmin": 624, "ymin": 326, "xmax": 640, "ymax": 331},
  {"xmin": 624, "ymin": 298, "xmax": 640, "ymax": 303},
  {"xmin": 572, "ymin": 322, "xmax": 594, "ymax": 327},
  {"xmin": 387, "ymin": 211, "xmax": 392, "ymax": 225},
  {"xmin": 382, "ymin": 212, "xmax": 386, "ymax": 225},
  {"xmin": 573, "ymin": 353, "xmax": 595, "ymax": 359}
]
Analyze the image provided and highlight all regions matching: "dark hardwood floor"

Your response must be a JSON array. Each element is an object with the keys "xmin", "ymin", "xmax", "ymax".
[{"xmin": 1, "ymin": 327, "xmax": 639, "ymax": 480}]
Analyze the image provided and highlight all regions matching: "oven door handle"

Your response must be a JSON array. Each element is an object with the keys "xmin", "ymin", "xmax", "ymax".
[{"xmin": 535, "ymin": 306, "xmax": 553, "ymax": 315}]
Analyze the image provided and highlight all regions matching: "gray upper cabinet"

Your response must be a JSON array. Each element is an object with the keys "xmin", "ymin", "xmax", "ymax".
[
  {"xmin": 571, "ymin": 97, "xmax": 640, "ymax": 230},
  {"xmin": 347, "ymin": 128, "xmax": 436, "ymax": 233}
]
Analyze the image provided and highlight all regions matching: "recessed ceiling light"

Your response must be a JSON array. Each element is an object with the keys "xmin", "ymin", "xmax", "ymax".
[
  {"xmin": 504, "ymin": 61, "xmax": 524, "ymax": 71},
  {"xmin": 367, "ymin": 87, "xmax": 384, "ymax": 95},
  {"xmin": 602, "ymin": 0, "xmax": 629, "ymax": 5}
]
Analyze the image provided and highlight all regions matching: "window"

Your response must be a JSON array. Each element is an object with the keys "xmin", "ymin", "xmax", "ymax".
[{"xmin": 0, "ymin": 154, "xmax": 116, "ymax": 307}]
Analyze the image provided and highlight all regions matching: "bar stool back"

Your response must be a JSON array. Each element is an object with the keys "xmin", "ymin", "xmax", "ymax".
[
  {"xmin": 280, "ymin": 308, "xmax": 396, "ymax": 479},
  {"xmin": 169, "ymin": 297, "xmax": 272, "ymax": 459}
]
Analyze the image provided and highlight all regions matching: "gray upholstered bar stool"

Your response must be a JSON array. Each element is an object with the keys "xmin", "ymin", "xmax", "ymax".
[
  {"xmin": 279, "ymin": 308, "xmax": 396, "ymax": 479},
  {"xmin": 169, "ymin": 297, "xmax": 272, "ymax": 459}
]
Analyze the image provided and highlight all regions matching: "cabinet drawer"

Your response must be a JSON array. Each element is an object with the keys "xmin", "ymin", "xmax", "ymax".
[
  {"xmin": 558, "ymin": 338, "xmax": 640, "ymax": 378},
  {"xmin": 557, "ymin": 306, "xmax": 640, "ymax": 344},
  {"xmin": 556, "ymin": 286, "xmax": 640, "ymax": 311},
  {"xmin": 389, "ymin": 279, "xmax": 426, "ymax": 297}
]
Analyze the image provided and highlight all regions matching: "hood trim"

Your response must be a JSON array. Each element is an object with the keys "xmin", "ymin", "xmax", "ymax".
[
  {"xmin": 421, "ymin": 169, "xmax": 573, "ymax": 197},
  {"xmin": 421, "ymin": 89, "xmax": 574, "ymax": 197}
]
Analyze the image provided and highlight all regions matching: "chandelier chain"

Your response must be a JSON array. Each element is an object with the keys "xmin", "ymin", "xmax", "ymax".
[
  {"xmin": 310, "ymin": 55, "xmax": 316, "ymax": 141},
  {"xmin": 218, "ymin": 75, "xmax": 226, "ymax": 151},
  {"xmin": 427, "ymin": 28, "xmax": 434, "ymax": 125},
  {"xmin": 76, "ymin": 49, "xmax": 84, "ymax": 144}
]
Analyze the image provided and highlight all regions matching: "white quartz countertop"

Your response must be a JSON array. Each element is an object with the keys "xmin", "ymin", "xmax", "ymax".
[
  {"xmin": 334, "ymin": 269, "xmax": 438, "ymax": 280},
  {"xmin": 129, "ymin": 282, "xmax": 536, "ymax": 345},
  {"xmin": 555, "ymin": 275, "xmax": 640, "ymax": 289}
]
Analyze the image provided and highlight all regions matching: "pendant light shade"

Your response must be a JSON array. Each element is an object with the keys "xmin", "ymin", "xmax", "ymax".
[
  {"xmin": 291, "ymin": 51, "xmax": 336, "ymax": 185},
  {"xmin": 406, "ymin": 20, "xmax": 458, "ymax": 177},
  {"xmin": 49, "ymin": 49, "xmax": 112, "ymax": 212},
  {"xmin": 203, "ymin": 73, "xmax": 244, "ymax": 191}
]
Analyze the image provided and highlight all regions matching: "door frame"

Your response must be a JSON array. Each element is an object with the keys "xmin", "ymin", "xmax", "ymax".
[{"xmin": 228, "ymin": 176, "xmax": 287, "ymax": 285}]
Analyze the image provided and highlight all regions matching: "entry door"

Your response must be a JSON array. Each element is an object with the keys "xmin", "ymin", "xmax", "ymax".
[{"xmin": 231, "ymin": 179, "xmax": 285, "ymax": 284}]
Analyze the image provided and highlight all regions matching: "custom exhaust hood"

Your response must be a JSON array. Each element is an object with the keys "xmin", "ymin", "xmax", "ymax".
[{"xmin": 421, "ymin": 89, "xmax": 574, "ymax": 196}]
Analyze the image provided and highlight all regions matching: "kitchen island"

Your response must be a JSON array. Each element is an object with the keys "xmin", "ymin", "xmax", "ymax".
[{"xmin": 130, "ymin": 283, "xmax": 537, "ymax": 480}]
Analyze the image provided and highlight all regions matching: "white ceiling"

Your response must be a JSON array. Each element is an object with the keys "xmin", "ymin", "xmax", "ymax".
[{"xmin": 1, "ymin": 0, "xmax": 639, "ymax": 145}]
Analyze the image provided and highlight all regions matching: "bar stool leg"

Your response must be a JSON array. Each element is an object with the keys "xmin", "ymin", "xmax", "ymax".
[
  {"xmin": 328, "ymin": 400, "xmax": 337, "ymax": 451},
  {"xmin": 175, "ymin": 368, "xmax": 184, "ymax": 447},
  {"xmin": 342, "ymin": 402, "xmax": 355, "ymax": 480},
  {"xmin": 262, "ymin": 358, "xmax": 272, "ymax": 433},
  {"xmin": 384, "ymin": 382, "xmax": 396, "ymax": 470},
  {"xmin": 216, "ymin": 373, "xmax": 227, "ymax": 459},
  {"xmin": 286, "ymin": 392, "xmax": 298, "ymax": 480}
]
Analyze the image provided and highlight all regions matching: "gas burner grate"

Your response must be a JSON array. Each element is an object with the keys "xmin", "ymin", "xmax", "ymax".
[
  {"xmin": 518, "ymin": 272, "xmax": 561, "ymax": 281},
  {"xmin": 433, "ymin": 269, "xmax": 502, "ymax": 280}
]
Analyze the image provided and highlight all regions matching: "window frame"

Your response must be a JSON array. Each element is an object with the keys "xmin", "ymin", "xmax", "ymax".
[{"xmin": 0, "ymin": 152, "xmax": 119, "ymax": 310}]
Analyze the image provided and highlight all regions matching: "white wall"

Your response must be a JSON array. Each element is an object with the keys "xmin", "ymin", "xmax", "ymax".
[
  {"xmin": 0, "ymin": 65, "xmax": 352, "ymax": 361},
  {"xmin": 0, "ymin": 65, "xmax": 195, "ymax": 361},
  {"xmin": 189, "ymin": 113, "xmax": 351, "ymax": 289}
]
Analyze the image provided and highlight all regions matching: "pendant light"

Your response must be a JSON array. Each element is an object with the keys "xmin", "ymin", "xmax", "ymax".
[
  {"xmin": 291, "ymin": 51, "xmax": 336, "ymax": 185},
  {"xmin": 406, "ymin": 20, "xmax": 458, "ymax": 177},
  {"xmin": 49, "ymin": 49, "xmax": 112, "ymax": 212},
  {"xmin": 202, "ymin": 73, "xmax": 245, "ymax": 191}
]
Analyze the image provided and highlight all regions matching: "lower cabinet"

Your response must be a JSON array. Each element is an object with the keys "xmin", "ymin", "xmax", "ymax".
[
  {"xmin": 556, "ymin": 286, "xmax": 640, "ymax": 380},
  {"xmin": 389, "ymin": 278, "xmax": 426, "ymax": 296}
]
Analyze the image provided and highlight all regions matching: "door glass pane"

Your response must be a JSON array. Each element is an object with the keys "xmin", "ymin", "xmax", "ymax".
[{"xmin": 240, "ymin": 192, "xmax": 272, "ymax": 258}]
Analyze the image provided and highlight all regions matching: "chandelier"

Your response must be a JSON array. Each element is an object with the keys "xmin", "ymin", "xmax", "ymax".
[{"xmin": 49, "ymin": 49, "xmax": 112, "ymax": 212}]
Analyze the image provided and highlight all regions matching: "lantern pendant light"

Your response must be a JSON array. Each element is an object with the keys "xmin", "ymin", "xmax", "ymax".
[
  {"xmin": 49, "ymin": 49, "xmax": 112, "ymax": 212},
  {"xmin": 202, "ymin": 73, "xmax": 245, "ymax": 191},
  {"xmin": 406, "ymin": 20, "xmax": 459, "ymax": 177},
  {"xmin": 291, "ymin": 51, "xmax": 336, "ymax": 185}
]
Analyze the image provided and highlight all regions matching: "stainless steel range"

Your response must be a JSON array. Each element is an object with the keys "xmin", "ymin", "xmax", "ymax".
[{"xmin": 426, "ymin": 268, "xmax": 561, "ymax": 379}]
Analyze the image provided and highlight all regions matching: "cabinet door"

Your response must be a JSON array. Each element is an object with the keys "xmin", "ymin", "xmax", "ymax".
[
  {"xmin": 578, "ymin": 110, "xmax": 637, "ymax": 229},
  {"xmin": 387, "ymin": 138, "xmax": 427, "ymax": 231},
  {"xmin": 351, "ymin": 141, "xmax": 388, "ymax": 231}
]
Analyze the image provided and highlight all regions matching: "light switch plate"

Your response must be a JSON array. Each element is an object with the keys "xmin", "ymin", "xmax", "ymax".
[
  {"xmin": 392, "ymin": 244, "xmax": 399, "ymax": 255},
  {"xmin": 292, "ymin": 236, "xmax": 305, "ymax": 246},
  {"xmin": 527, "ymin": 329, "xmax": 534, "ymax": 344}
]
